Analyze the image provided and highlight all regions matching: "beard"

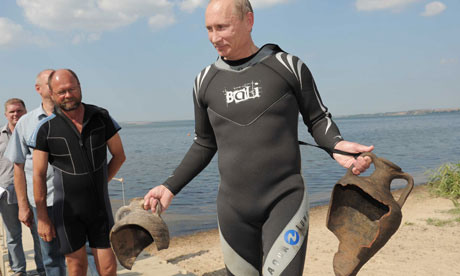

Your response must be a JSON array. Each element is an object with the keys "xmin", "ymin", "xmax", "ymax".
[{"xmin": 59, "ymin": 97, "xmax": 81, "ymax": 111}]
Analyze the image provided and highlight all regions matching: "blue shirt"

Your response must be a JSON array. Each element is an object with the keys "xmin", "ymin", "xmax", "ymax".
[{"xmin": 4, "ymin": 105, "xmax": 54, "ymax": 207}]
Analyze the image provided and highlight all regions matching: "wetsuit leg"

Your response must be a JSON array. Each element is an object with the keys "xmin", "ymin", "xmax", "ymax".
[
  {"xmin": 55, "ymin": 214, "xmax": 87, "ymax": 254},
  {"xmin": 261, "ymin": 185, "xmax": 309, "ymax": 276},
  {"xmin": 86, "ymin": 208, "xmax": 111, "ymax": 249},
  {"xmin": 217, "ymin": 194, "xmax": 262, "ymax": 276},
  {"xmin": 218, "ymin": 182, "xmax": 309, "ymax": 276},
  {"xmin": 53, "ymin": 170, "xmax": 86, "ymax": 254}
]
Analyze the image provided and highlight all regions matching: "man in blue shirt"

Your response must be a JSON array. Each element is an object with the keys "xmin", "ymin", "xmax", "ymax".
[
  {"xmin": 1, "ymin": 98, "xmax": 45, "ymax": 276},
  {"xmin": 5, "ymin": 70, "xmax": 66, "ymax": 275}
]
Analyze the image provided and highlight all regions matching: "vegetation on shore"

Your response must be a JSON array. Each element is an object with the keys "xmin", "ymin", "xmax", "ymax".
[
  {"xmin": 426, "ymin": 162, "xmax": 460, "ymax": 226},
  {"xmin": 427, "ymin": 162, "xmax": 460, "ymax": 200}
]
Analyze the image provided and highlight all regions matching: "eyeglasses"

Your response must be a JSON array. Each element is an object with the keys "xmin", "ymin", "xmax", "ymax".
[{"xmin": 55, "ymin": 87, "xmax": 80, "ymax": 97}]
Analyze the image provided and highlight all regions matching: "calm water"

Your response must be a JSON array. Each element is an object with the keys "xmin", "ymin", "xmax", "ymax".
[{"xmin": 110, "ymin": 112, "xmax": 460, "ymax": 237}]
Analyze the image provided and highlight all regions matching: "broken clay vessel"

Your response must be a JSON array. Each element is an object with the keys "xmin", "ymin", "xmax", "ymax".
[
  {"xmin": 326, "ymin": 152, "xmax": 413, "ymax": 276},
  {"xmin": 110, "ymin": 197, "xmax": 169, "ymax": 270}
]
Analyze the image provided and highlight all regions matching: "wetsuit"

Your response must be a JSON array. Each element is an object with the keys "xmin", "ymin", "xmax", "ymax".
[
  {"xmin": 163, "ymin": 44, "xmax": 343, "ymax": 275},
  {"xmin": 29, "ymin": 104, "xmax": 120, "ymax": 254}
]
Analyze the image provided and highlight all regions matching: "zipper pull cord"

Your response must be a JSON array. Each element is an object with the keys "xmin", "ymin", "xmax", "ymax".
[{"xmin": 298, "ymin": 140, "xmax": 362, "ymax": 158}]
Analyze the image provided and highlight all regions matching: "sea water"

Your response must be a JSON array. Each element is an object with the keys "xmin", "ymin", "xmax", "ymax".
[{"xmin": 110, "ymin": 112, "xmax": 460, "ymax": 237}]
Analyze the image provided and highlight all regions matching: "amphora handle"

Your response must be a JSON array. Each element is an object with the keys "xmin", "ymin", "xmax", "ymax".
[
  {"xmin": 392, "ymin": 172, "xmax": 414, "ymax": 208},
  {"xmin": 115, "ymin": 199, "xmax": 163, "ymax": 222},
  {"xmin": 347, "ymin": 152, "xmax": 414, "ymax": 208},
  {"xmin": 138, "ymin": 199, "xmax": 163, "ymax": 216},
  {"xmin": 344, "ymin": 151, "xmax": 376, "ymax": 177}
]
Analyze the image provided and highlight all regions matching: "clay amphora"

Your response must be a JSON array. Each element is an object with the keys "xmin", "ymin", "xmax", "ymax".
[
  {"xmin": 110, "ymin": 197, "xmax": 170, "ymax": 270},
  {"xmin": 326, "ymin": 152, "xmax": 413, "ymax": 276}
]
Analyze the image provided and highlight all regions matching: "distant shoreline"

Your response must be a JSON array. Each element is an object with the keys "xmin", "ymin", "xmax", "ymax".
[
  {"xmin": 120, "ymin": 107, "xmax": 460, "ymax": 125},
  {"xmin": 335, "ymin": 107, "xmax": 460, "ymax": 119}
]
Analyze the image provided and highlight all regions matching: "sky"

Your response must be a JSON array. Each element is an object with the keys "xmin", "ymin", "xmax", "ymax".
[{"xmin": 1, "ymin": 0, "xmax": 459, "ymax": 124}]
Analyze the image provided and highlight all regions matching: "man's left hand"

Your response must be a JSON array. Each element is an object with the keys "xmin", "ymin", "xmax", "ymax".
[
  {"xmin": 37, "ymin": 217, "xmax": 56, "ymax": 242},
  {"xmin": 333, "ymin": 141, "xmax": 374, "ymax": 175}
]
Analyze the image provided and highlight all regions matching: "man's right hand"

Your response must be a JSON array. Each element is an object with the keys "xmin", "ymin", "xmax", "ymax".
[
  {"xmin": 14, "ymin": 163, "xmax": 33, "ymax": 227},
  {"xmin": 143, "ymin": 185, "xmax": 174, "ymax": 214},
  {"xmin": 38, "ymin": 217, "xmax": 56, "ymax": 242},
  {"xmin": 18, "ymin": 204, "xmax": 33, "ymax": 228}
]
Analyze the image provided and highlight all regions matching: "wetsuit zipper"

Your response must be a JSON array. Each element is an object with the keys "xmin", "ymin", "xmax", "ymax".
[
  {"xmin": 77, "ymin": 115, "xmax": 110, "ymax": 228},
  {"xmin": 55, "ymin": 106, "xmax": 109, "ymax": 225}
]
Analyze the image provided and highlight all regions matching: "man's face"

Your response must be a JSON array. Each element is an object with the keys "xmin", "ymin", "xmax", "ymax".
[
  {"xmin": 5, "ymin": 103, "xmax": 26, "ymax": 127},
  {"xmin": 205, "ymin": 0, "xmax": 251, "ymax": 60},
  {"xmin": 50, "ymin": 71, "xmax": 82, "ymax": 111}
]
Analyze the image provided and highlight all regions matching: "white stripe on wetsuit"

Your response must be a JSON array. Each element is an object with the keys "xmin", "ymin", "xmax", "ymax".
[
  {"xmin": 262, "ymin": 188, "xmax": 309, "ymax": 276},
  {"xmin": 218, "ymin": 225, "xmax": 259, "ymax": 276}
]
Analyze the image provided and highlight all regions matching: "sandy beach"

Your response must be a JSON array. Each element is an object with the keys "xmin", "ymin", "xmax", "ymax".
[
  {"xmin": 1, "ymin": 184, "xmax": 459, "ymax": 275},
  {"xmin": 149, "ymin": 184, "xmax": 460, "ymax": 276}
]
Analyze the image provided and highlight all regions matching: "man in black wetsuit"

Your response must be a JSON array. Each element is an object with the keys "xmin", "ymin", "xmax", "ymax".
[
  {"xmin": 144, "ymin": 0, "xmax": 373, "ymax": 275},
  {"xmin": 30, "ymin": 69, "xmax": 126, "ymax": 276}
]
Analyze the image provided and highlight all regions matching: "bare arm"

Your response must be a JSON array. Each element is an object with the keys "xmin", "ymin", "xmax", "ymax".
[
  {"xmin": 107, "ymin": 133, "xmax": 126, "ymax": 182},
  {"xmin": 32, "ymin": 149, "xmax": 55, "ymax": 242},
  {"xmin": 13, "ymin": 163, "xmax": 33, "ymax": 227}
]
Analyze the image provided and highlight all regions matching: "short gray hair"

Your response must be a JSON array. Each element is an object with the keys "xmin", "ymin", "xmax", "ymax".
[
  {"xmin": 209, "ymin": 0, "xmax": 253, "ymax": 20},
  {"xmin": 234, "ymin": 0, "xmax": 253, "ymax": 19},
  {"xmin": 4, "ymin": 98, "xmax": 26, "ymax": 112},
  {"xmin": 36, "ymin": 69, "xmax": 54, "ymax": 85}
]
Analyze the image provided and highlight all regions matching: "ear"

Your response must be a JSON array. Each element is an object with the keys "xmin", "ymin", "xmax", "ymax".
[{"xmin": 245, "ymin": 11, "xmax": 254, "ymax": 32}]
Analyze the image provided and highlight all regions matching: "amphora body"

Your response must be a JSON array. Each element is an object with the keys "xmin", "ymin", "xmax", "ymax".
[
  {"xmin": 326, "ymin": 152, "xmax": 413, "ymax": 276},
  {"xmin": 110, "ymin": 198, "xmax": 170, "ymax": 269}
]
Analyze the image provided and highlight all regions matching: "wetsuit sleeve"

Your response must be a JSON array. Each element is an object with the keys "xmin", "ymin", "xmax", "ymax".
[
  {"xmin": 162, "ymin": 88, "xmax": 217, "ymax": 195},
  {"xmin": 106, "ymin": 116, "xmax": 121, "ymax": 141},
  {"xmin": 99, "ymin": 109, "xmax": 121, "ymax": 141},
  {"xmin": 28, "ymin": 123, "xmax": 49, "ymax": 152},
  {"xmin": 295, "ymin": 61, "xmax": 343, "ymax": 152}
]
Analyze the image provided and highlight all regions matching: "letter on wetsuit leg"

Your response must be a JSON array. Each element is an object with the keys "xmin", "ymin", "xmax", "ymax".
[{"xmin": 262, "ymin": 189, "xmax": 309, "ymax": 276}]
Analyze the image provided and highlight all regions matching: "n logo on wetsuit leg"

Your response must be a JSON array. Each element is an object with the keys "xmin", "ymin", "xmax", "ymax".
[{"xmin": 284, "ymin": 230, "xmax": 300, "ymax": 245}]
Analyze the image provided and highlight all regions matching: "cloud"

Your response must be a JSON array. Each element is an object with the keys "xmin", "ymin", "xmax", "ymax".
[
  {"xmin": 251, "ymin": 0, "xmax": 291, "ymax": 8},
  {"xmin": 12, "ymin": 0, "xmax": 292, "ymax": 44},
  {"xmin": 72, "ymin": 32, "xmax": 101, "ymax": 44},
  {"xmin": 0, "ymin": 17, "xmax": 22, "ymax": 46},
  {"xmin": 178, "ymin": 0, "xmax": 207, "ymax": 13},
  {"xmin": 0, "ymin": 17, "xmax": 49, "ymax": 47},
  {"xmin": 177, "ymin": 0, "xmax": 289, "ymax": 13},
  {"xmin": 16, "ymin": 0, "xmax": 175, "ymax": 32},
  {"xmin": 421, "ymin": 1, "xmax": 446, "ymax": 17},
  {"xmin": 440, "ymin": 58, "xmax": 458, "ymax": 65},
  {"xmin": 355, "ymin": 0, "xmax": 419, "ymax": 11},
  {"xmin": 148, "ymin": 13, "xmax": 176, "ymax": 30}
]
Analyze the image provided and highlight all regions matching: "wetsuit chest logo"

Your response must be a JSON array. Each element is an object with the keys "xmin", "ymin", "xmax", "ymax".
[
  {"xmin": 284, "ymin": 230, "xmax": 300, "ymax": 245},
  {"xmin": 223, "ymin": 81, "xmax": 261, "ymax": 105}
]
